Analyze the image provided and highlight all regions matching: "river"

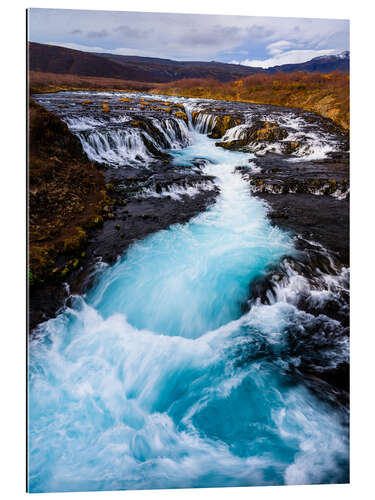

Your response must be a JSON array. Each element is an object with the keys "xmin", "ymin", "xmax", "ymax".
[{"xmin": 28, "ymin": 92, "xmax": 349, "ymax": 492}]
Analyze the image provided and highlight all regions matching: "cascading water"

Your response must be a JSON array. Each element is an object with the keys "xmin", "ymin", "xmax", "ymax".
[
  {"xmin": 87, "ymin": 132, "xmax": 291, "ymax": 339},
  {"xmin": 75, "ymin": 118, "xmax": 191, "ymax": 167},
  {"xmin": 77, "ymin": 127, "xmax": 153, "ymax": 166},
  {"xmin": 193, "ymin": 113, "xmax": 217, "ymax": 134},
  {"xmin": 28, "ymin": 93, "xmax": 349, "ymax": 493}
]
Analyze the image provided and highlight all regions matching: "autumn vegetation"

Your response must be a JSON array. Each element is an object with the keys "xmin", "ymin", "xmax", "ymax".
[
  {"xmin": 152, "ymin": 71, "xmax": 349, "ymax": 130},
  {"xmin": 29, "ymin": 70, "xmax": 155, "ymax": 94},
  {"xmin": 30, "ymin": 69, "xmax": 349, "ymax": 130},
  {"xmin": 28, "ymin": 100, "xmax": 109, "ymax": 285}
]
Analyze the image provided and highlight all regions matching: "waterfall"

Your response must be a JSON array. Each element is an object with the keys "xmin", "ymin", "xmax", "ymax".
[
  {"xmin": 219, "ymin": 111, "xmax": 342, "ymax": 160},
  {"xmin": 68, "ymin": 116, "xmax": 192, "ymax": 167},
  {"xmin": 151, "ymin": 118, "xmax": 190, "ymax": 149},
  {"xmin": 182, "ymin": 102, "xmax": 217, "ymax": 134},
  {"xmin": 76, "ymin": 128, "xmax": 154, "ymax": 166},
  {"xmin": 222, "ymin": 124, "xmax": 248, "ymax": 142},
  {"xmin": 28, "ymin": 91, "xmax": 349, "ymax": 493},
  {"xmin": 193, "ymin": 113, "xmax": 217, "ymax": 134}
]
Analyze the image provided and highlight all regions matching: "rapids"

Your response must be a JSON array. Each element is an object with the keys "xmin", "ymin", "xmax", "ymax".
[{"xmin": 28, "ymin": 93, "xmax": 349, "ymax": 492}]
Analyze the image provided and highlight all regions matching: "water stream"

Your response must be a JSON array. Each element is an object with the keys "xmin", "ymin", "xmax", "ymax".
[{"xmin": 28, "ymin": 94, "xmax": 349, "ymax": 492}]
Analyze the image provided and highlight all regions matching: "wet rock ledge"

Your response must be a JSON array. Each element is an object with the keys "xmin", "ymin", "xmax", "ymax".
[{"xmin": 28, "ymin": 101, "xmax": 218, "ymax": 330}]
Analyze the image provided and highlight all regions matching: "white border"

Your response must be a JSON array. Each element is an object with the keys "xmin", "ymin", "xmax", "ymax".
[{"xmin": 1, "ymin": 1, "xmax": 375, "ymax": 499}]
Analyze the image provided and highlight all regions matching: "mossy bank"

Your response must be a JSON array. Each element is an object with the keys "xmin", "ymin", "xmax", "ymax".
[{"xmin": 28, "ymin": 100, "xmax": 111, "ymax": 326}]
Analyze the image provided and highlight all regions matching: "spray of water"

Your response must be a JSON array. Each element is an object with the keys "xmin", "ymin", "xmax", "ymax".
[{"xmin": 28, "ymin": 94, "xmax": 349, "ymax": 492}]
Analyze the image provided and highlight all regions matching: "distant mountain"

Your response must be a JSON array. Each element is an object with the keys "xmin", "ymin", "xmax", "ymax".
[
  {"xmin": 28, "ymin": 42, "xmax": 349, "ymax": 84},
  {"xmin": 268, "ymin": 51, "xmax": 349, "ymax": 74},
  {"xmin": 28, "ymin": 42, "xmax": 135, "ymax": 79},
  {"xmin": 28, "ymin": 43, "xmax": 263, "ymax": 83},
  {"xmin": 93, "ymin": 52, "xmax": 264, "ymax": 81}
]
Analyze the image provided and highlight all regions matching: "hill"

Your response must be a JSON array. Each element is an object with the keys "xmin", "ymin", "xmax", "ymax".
[
  {"xmin": 29, "ymin": 42, "xmax": 263, "ymax": 83},
  {"xmin": 29, "ymin": 42, "xmax": 349, "ymax": 84},
  {"xmin": 28, "ymin": 43, "xmax": 349, "ymax": 129},
  {"xmin": 268, "ymin": 51, "xmax": 349, "ymax": 74},
  {"xmin": 154, "ymin": 72, "xmax": 349, "ymax": 130}
]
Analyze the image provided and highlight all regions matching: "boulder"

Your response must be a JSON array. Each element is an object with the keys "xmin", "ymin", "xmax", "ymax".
[
  {"xmin": 281, "ymin": 141, "xmax": 300, "ymax": 155},
  {"xmin": 215, "ymin": 119, "xmax": 288, "ymax": 151},
  {"xmin": 253, "ymin": 121, "xmax": 288, "ymax": 141},
  {"xmin": 208, "ymin": 115, "xmax": 242, "ymax": 139}
]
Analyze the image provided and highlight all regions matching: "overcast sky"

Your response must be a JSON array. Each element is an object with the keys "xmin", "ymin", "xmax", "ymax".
[{"xmin": 28, "ymin": 8, "xmax": 349, "ymax": 68}]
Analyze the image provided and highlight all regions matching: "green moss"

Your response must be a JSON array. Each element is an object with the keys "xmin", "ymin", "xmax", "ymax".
[
  {"xmin": 63, "ymin": 226, "xmax": 87, "ymax": 253},
  {"xmin": 29, "ymin": 270, "xmax": 35, "ymax": 286},
  {"xmin": 209, "ymin": 115, "xmax": 242, "ymax": 139},
  {"xmin": 216, "ymin": 140, "xmax": 236, "ymax": 150},
  {"xmin": 174, "ymin": 111, "xmax": 188, "ymax": 123},
  {"xmin": 85, "ymin": 215, "xmax": 104, "ymax": 229},
  {"xmin": 61, "ymin": 267, "xmax": 69, "ymax": 277},
  {"xmin": 31, "ymin": 246, "xmax": 55, "ymax": 273}
]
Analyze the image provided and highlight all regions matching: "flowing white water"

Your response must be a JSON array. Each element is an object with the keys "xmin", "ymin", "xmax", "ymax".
[
  {"xmin": 193, "ymin": 113, "xmax": 217, "ymax": 134},
  {"xmin": 139, "ymin": 180, "xmax": 216, "ymax": 201},
  {"xmin": 219, "ymin": 110, "xmax": 342, "ymax": 160},
  {"xmin": 77, "ymin": 127, "xmax": 152, "ymax": 166},
  {"xmin": 69, "ymin": 115, "xmax": 190, "ymax": 167},
  {"xmin": 28, "ymin": 98, "xmax": 349, "ymax": 493}
]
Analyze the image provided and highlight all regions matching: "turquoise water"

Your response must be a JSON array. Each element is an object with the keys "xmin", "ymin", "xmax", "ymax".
[
  {"xmin": 28, "ymin": 127, "xmax": 349, "ymax": 492},
  {"xmin": 89, "ymin": 132, "xmax": 290, "ymax": 338}
]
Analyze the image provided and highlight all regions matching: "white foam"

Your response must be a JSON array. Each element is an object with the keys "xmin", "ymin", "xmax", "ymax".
[{"xmin": 140, "ymin": 181, "xmax": 216, "ymax": 201}]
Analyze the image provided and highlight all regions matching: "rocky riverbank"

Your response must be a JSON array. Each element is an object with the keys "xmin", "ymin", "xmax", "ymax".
[
  {"xmin": 235, "ymin": 153, "xmax": 349, "ymax": 264},
  {"xmin": 214, "ymin": 113, "xmax": 350, "ymax": 400},
  {"xmin": 28, "ymin": 97, "xmax": 219, "ymax": 330},
  {"xmin": 29, "ymin": 91, "xmax": 349, "ymax": 344}
]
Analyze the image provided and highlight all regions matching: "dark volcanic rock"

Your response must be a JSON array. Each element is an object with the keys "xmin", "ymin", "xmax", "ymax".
[
  {"xmin": 217, "ymin": 120, "xmax": 288, "ymax": 151},
  {"xmin": 208, "ymin": 115, "xmax": 243, "ymax": 139},
  {"xmin": 28, "ymin": 99, "xmax": 108, "ymax": 328},
  {"xmin": 28, "ymin": 99, "xmax": 220, "ymax": 331},
  {"xmin": 30, "ymin": 91, "xmax": 349, "ymax": 339}
]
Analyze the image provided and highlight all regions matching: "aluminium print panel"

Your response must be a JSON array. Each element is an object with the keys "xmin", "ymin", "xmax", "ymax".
[{"xmin": 27, "ymin": 8, "xmax": 350, "ymax": 493}]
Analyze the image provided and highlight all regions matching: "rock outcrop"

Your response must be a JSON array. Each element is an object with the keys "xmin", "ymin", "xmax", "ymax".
[
  {"xmin": 208, "ymin": 115, "xmax": 242, "ymax": 139},
  {"xmin": 217, "ymin": 120, "xmax": 288, "ymax": 151},
  {"xmin": 28, "ymin": 100, "xmax": 108, "ymax": 286}
]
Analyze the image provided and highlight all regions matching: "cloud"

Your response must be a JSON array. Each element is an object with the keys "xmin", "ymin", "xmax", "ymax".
[
  {"xmin": 231, "ymin": 48, "xmax": 338, "ymax": 68},
  {"xmin": 114, "ymin": 25, "xmax": 149, "ymax": 39},
  {"xmin": 178, "ymin": 25, "xmax": 243, "ymax": 48},
  {"xmin": 87, "ymin": 29, "xmax": 109, "ymax": 39},
  {"xmin": 48, "ymin": 41, "xmax": 152, "ymax": 57},
  {"xmin": 28, "ymin": 9, "xmax": 349, "ymax": 63},
  {"xmin": 266, "ymin": 40, "xmax": 296, "ymax": 55},
  {"xmin": 245, "ymin": 24, "xmax": 274, "ymax": 39}
]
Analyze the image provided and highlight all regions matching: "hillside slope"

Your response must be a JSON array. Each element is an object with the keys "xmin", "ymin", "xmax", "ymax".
[
  {"xmin": 29, "ymin": 42, "xmax": 263, "ymax": 83},
  {"xmin": 29, "ymin": 42, "xmax": 350, "ymax": 83},
  {"xmin": 268, "ymin": 52, "xmax": 349, "ymax": 74},
  {"xmin": 28, "ymin": 100, "xmax": 107, "ymax": 287},
  {"xmin": 154, "ymin": 72, "xmax": 349, "ymax": 130}
]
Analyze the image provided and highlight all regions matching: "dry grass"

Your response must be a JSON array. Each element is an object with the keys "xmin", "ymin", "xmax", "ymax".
[
  {"xmin": 28, "ymin": 100, "xmax": 108, "ymax": 283},
  {"xmin": 29, "ymin": 70, "xmax": 157, "ymax": 93},
  {"xmin": 29, "ymin": 70, "xmax": 349, "ymax": 130},
  {"xmin": 153, "ymin": 72, "xmax": 349, "ymax": 130}
]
